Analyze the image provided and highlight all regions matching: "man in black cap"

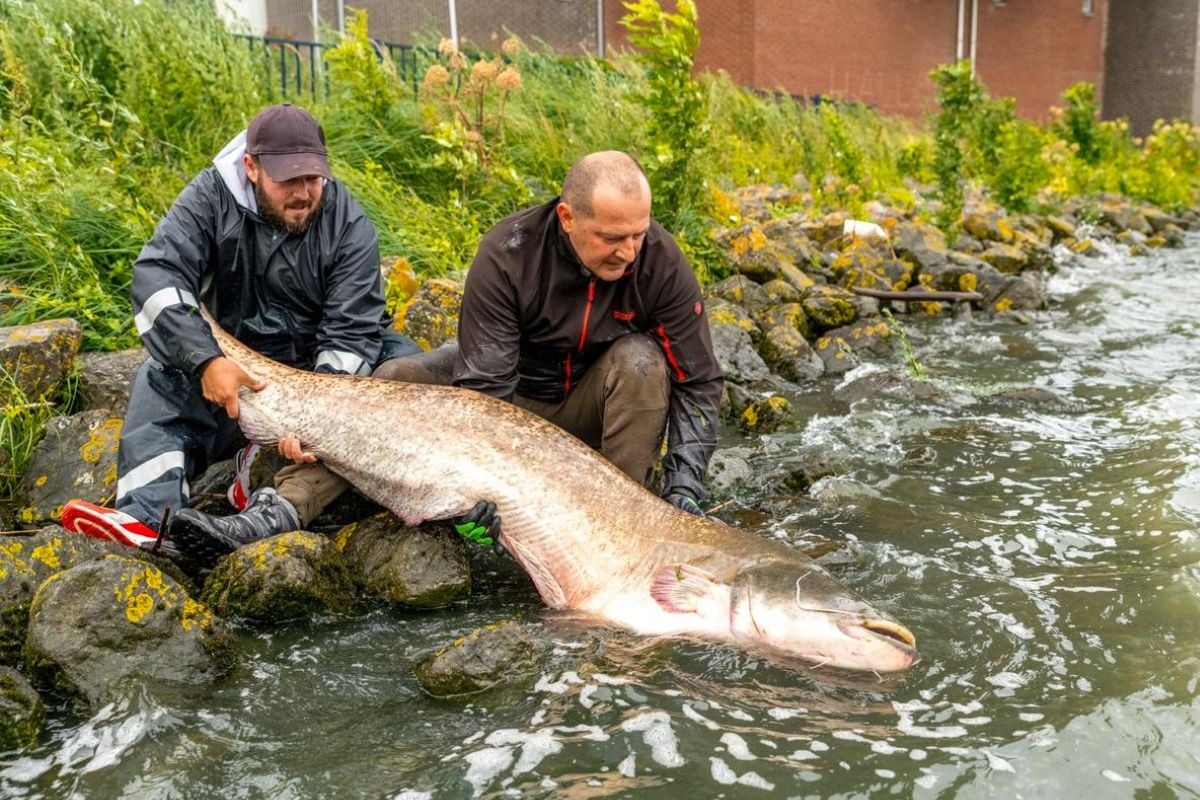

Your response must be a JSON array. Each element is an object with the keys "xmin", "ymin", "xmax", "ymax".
[{"xmin": 60, "ymin": 104, "xmax": 486, "ymax": 566}]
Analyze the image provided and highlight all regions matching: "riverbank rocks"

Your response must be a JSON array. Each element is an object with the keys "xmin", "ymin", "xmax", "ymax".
[
  {"xmin": 0, "ymin": 527, "xmax": 118, "ymax": 664},
  {"xmin": 75, "ymin": 348, "xmax": 145, "ymax": 415},
  {"xmin": 0, "ymin": 318, "xmax": 83, "ymax": 402},
  {"xmin": 199, "ymin": 531, "xmax": 355, "ymax": 622},
  {"xmin": 0, "ymin": 667, "xmax": 42, "ymax": 750},
  {"xmin": 413, "ymin": 620, "xmax": 543, "ymax": 697},
  {"xmin": 17, "ymin": 410, "xmax": 122, "ymax": 525},
  {"xmin": 802, "ymin": 285, "xmax": 860, "ymax": 332},
  {"xmin": 24, "ymin": 555, "xmax": 231, "ymax": 707},
  {"xmin": 336, "ymin": 514, "xmax": 471, "ymax": 608},
  {"xmin": 393, "ymin": 278, "xmax": 463, "ymax": 350}
]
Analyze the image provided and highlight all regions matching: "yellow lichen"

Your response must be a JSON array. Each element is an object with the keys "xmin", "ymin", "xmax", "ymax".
[
  {"xmin": 30, "ymin": 538, "xmax": 62, "ymax": 570},
  {"xmin": 126, "ymin": 592, "xmax": 154, "ymax": 623},
  {"xmin": 34, "ymin": 475, "xmax": 47, "ymax": 487},
  {"xmin": 741, "ymin": 405, "xmax": 759, "ymax": 428},
  {"xmin": 994, "ymin": 297, "xmax": 1014, "ymax": 312},
  {"xmin": 180, "ymin": 598, "xmax": 213, "ymax": 631}
]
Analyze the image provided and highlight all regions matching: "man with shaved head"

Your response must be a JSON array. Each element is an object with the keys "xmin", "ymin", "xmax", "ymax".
[{"xmin": 452, "ymin": 150, "xmax": 723, "ymax": 536}]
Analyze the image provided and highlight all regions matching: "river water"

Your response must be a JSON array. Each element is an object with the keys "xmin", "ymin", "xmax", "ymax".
[{"xmin": 3, "ymin": 236, "xmax": 1200, "ymax": 798}]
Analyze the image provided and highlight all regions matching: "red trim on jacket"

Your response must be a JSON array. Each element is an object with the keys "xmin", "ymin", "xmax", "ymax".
[{"xmin": 656, "ymin": 323, "xmax": 686, "ymax": 381}]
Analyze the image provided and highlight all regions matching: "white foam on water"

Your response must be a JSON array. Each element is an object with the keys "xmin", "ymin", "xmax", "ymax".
[
  {"xmin": 681, "ymin": 703, "xmax": 720, "ymax": 730},
  {"xmin": 719, "ymin": 732, "xmax": 755, "ymax": 761},
  {"xmin": 984, "ymin": 750, "xmax": 1015, "ymax": 773},
  {"xmin": 391, "ymin": 792, "xmax": 432, "ymax": 800},
  {"xmin": 463, "ymin": 746, "xmax": 515, "ymax": 797},
  {"xmin": 1102, "ymin": 769, "xmax": 1130, "ymax": 783},
  {"xmin": 709, "ymin": 757, "xmax": 775, "ymax": 791},
  {"xmin": 534, "ymin": 671, "xmax": 583, "ymax": 694},
  {"xmin": 617, "ymin": 753, "xmax": 637, "ymax": 778},
  {"xmin": 788, "ymin": 750, "xmax": 819, "ymax": 761},
  {"xmin": 621, "ymin": 711, "xmax": 685, "ymax": 768}
]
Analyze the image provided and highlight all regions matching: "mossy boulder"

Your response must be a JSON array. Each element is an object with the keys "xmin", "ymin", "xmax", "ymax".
[
  {"xmin": 707, "ymin": 310, "xmax": 771, "ymax": 385},
  {"xmin": 336, "ymin": 514, "xmax": 471, "ymax": 609},
  {"xmin": 17, "ymin": 410, "xmax": 122, "ymax": 525},
  {"xmin": 801, "ymin": 285, "xmax": 859, "ymax": 332},
  {"xmin": 832, "ymin": 239, "xmax": 913, "ymax": 292},
  {"xmin": 24, "ymin": 555, "xmax": 231, "ymax": 707},
  {"xmin": 720, "ymin": 222, "xmax": 793, "ymax": 283},
  {"xmin": 413, "ymin": 620, "xmax": 543, "ymax": 697},
  {"xmin": 978, "ymin": 242, "xmax": 1030, "ymax": 274},
  {"xmin": 0, "ymin": 527, "xmax": 119, "ymax": 665},
  {"xmin": 74, "ymin": 348, "xmax": 146, "ymax": 415},
  {"xmin": 823, "ymin": 317, "xmax": 894, "ymax": 359},
  {"xmin": 0, "ymin": 318, "xmax": 83, "ymax": 403},
  {"xmin": 738, "ymin": 393, "xmax": 795, "ymax": 434},
  {"xmin": 962, "ymin": 207, "xmax": 1015, "ymax": 243},
  {"xmin": 0, "ymin": 666, "xmax": 42, "ymax": 750},
  {"xmin": 706, "ymin": 275, "xmax": 772, "ymax": 311},
  {"xmin": 886, "ymin": 219, "xmax": 950, "ymax": 273},
  {"xmin": 757, "ymin": 323, "xmax": 823, "ymax": 382},
  {"xmin": 393, "ymin": 278, "xmax": 463, "ymax": 350},
  {"xmin": 813, "ymin": 334, "xmax": 860, "ymax": 375},
  {"xmin": 200, "ymin": 531, "xmax": 356, "ymax": 622},
  {"xmin": 985, "ymin": 272, "xmax": 1047, "ymax": 315}
]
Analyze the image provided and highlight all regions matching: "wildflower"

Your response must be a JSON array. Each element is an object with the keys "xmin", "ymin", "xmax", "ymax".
[
  {"xmin": 422, "ymin": 64, "xmax": 451, "ymax": 90},
  {"xmin": 496, "ymin": 67, "xmax": 522, "ymax": 92},
  {"xmin": 449, "ymin": 51, "xmax": 468, "ymax": 71},
  {"xmin": 501, "ymin": 37, "xmax": 521, "ymax": 57},
  {"xmin": 437, "ymin": 37, "xmax": 455, "ymax": 56},
  {"xmin": 470, "ymin": 59, "xmax": 500, "ymax": 85}
]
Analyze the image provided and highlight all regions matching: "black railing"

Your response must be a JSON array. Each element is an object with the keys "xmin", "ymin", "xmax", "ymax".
[{"xmin": 234, "ymin": 35, "xmax": 431, "ymax": 101}]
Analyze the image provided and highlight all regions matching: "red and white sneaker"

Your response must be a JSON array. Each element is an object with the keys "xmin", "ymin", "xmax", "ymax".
[
  {"xmin": 60, "ymin": 499, "xmax": 159, "ymax": 549},
  {"xmin": 227, "ymin": 443, "xmax": 262, "ymax": 512}
]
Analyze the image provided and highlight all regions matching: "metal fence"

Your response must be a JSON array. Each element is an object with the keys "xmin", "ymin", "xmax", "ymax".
[{"xmin": 234, "ymin": 34, "xmax": 431, "ymax": 102}]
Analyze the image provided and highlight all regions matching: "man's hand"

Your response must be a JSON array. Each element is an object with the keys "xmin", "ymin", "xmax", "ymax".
[
  {"xmin": 278, "ymin": 432, "xmax": 317, "ymax": 465},
  {"xmin": 454, "ymin": 500, "xmax": 500, "ymax": 546},
  {"xmin": 664, "ymin": 489, "xmax": 704, "ymax": 516},
  {"xmin": 200, "ymin": 356, "xmax": 265, "ymax": 419}
]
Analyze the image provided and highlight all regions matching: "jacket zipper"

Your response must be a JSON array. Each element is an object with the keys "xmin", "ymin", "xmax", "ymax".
[{"xmin": 565, "ymin": 277, "xmax": 597, "ymax": 394}]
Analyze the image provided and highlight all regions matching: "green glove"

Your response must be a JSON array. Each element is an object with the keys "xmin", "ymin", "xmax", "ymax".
[{"xmin": 454, "ymin": 500, "xmax": 500, "ymax": 546}]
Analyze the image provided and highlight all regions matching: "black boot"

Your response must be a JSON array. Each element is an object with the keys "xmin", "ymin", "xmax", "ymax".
[{"xmin": 167, "ymin": 488, "xmax": 301, "ymax": 568}]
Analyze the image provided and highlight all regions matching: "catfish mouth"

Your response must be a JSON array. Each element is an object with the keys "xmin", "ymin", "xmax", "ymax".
[{"xmin": 860, "ymin": 618, "xmax": 917, "ymax": 650}]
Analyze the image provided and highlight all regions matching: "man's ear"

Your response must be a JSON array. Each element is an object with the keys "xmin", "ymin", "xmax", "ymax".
[
  {"xmin": 243, "ymin": 153, "xmax": 258, "ymax": 184},
  {"xmin": 555, "ymin": 201, "xmax": 574, "ymax": 234}
]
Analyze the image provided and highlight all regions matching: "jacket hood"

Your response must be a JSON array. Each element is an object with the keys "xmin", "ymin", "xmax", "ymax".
[{"xmin": 212, "ymin": 130, "xmax": 258, "ymax": 213}]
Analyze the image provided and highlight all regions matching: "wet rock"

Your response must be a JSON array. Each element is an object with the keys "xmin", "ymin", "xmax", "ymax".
[
  {"xmin": 1070, "ymin": 238, "xmax": 1105, "ymax": 257},
  {"xmin": 753, "ymin": 302, "xmax": 812, "ymax": 343},
  {"xmin": 706, "ymin": 447, "xmax": 756, "ymax": 497},
  {"xmin": 0, "ymin": 318, "xmax": 83, "ymax": 402},
  {"xmin": 708, "ymin": 315, "xmax": 771, "ymax": 385},
  {"xmin": 25, "ymin": 555, "xmax": 231, "ymax": 707},
  {"xmin": 1096, "ymin": 197, "xmax": 1152, "ymax": 235},
  {"xmin": 985, "ymin": 272, "xmax": 1047, "ymax": 314},
  {"xmin": 75, "ymin": 349, "xmax": 145, "ymax": 415},
  {"xmin": 413, "ymin": 620, "xmax": 543, "ymax": 697},
  {"xmin": 987, "ymin": 386, "xmax": 1071, "ymax": 408},
  {"xmin": 0, "ymin": 666, "xmax": 42, "ymax": 750},
  {"xmin": 813, "ymin": 334, "xmax": 860, "ymax": 375},
  {"xmin": 394, "ymin": 278, "xmax": 463, "ymax": 350},
  {"xmin": 0, "ymin": 527, "xmax": 119, "ymax": 664},
  {"xmin": 833, "ymin": 369, "xmax": 944, "ymax": 405},
  {"xmin": 336, "ymin": 514, "xmax": 470, "ymax": 609},
  {"xmin": 17, "ymin": 410, "xmax": 122, "ymax": 526},
  {"xmin": 757, "ymin": 324, "xmax": 823, "ymax": 382},
  {"xmin": 761, "ymin": 215, "xmax": 820, "ymax": 267},
  {"xmin": 1044, "ymin": 215, "xmax": 1077, "ymax": 241},
  {"xmin": 200, "ymin": 531, "xmax": 355, "ymax": 622},
  {"xmin": 801, "ymin": 285, "xmax": 859, "ymax": 332},
  {"xmin": 706, "ymin": 275, "xmax": 772, "ymax": 311},
  {"xmin": 823, "ymin": 317, "xmax": 893, "ymax": 359},
  {"xmin": 737, "ymin": 394, "xmax": 795, "ymax": 434},
  {"xmin": 1140, "ymin": 206, "xmax": 1184, "ymax": 234}
]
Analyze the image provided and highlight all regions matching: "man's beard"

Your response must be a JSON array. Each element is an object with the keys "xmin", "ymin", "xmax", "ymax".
[{"xmin": 253, "ymin": 181, "xmax": 321, "ymax": 235}]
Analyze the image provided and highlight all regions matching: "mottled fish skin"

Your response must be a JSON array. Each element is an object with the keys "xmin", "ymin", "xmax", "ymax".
[{"xmin": 204, "ymin": 311, "xmax": 918, "ymax": 672}]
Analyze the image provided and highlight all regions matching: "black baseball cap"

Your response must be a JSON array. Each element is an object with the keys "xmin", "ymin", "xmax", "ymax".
[{"xmin": 245, "ymin": 104, "xmax": 332, "ymax": 182}]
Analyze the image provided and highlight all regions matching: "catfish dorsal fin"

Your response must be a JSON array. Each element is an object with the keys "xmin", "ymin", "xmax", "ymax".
[{"xmin": 650, "ymin": 563, "xmax": 724, "ymax": 614}]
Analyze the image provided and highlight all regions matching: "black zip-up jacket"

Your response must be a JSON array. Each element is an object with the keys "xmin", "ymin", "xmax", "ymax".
[
  {"xmin": 132, "ymin": 134, "xmax": 395, "ymax": 378},
  {"xmin": 454, "ymin": 199, "xmax": 724, "ymax": 502}
]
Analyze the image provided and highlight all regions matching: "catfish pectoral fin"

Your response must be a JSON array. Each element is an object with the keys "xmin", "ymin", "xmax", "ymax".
[{"xmin": 650, "ymin": 563, "xmax": 722, "ymax": 613}]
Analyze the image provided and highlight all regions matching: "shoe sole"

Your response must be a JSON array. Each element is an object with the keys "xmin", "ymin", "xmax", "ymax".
[
  {"xmin": 167, "ymin": 517, "xmax": 238, "ymax": 570},
  {"xmin": 61, "ymin": 501, "xmax": 158, "ymax": 549}
]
